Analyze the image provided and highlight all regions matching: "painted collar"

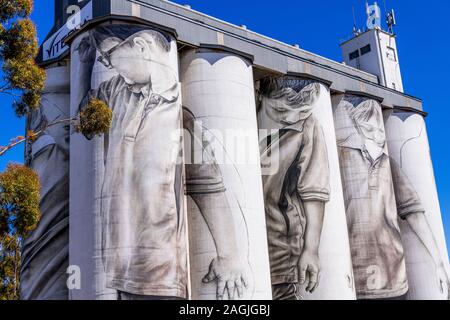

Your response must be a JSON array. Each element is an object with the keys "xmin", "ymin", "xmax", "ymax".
[{"xmin": 127, "ymin": 80, "xmax": 179, "ymax": 103}]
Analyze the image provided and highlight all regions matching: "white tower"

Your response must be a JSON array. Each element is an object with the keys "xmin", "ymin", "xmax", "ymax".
[{"xmin": 341, "ymin": 2, "xmax": 404, "ymax": 92}]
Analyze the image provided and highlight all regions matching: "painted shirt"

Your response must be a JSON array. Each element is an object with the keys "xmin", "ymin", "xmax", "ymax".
[
  {"xmin": 84, "ymin": 75, "xmax": 187, "ymax": 298},
  {"xmin": 336, "ymin": 115, "xmax": 424, "ymax": 299},
  {"xmin": 258, "ymin": 99, "xmax": 330, "ymax": 285},
  {"xmin": 183, "ymin": 107, "xmax": 226, "ymax": 195}
]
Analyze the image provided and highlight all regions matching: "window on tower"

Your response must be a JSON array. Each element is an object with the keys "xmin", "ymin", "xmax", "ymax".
[
  {"xmin": 386, "ymin": 47, "xmax": 397, "ymax": 61},
  {"xmin": 360, "ymin": 44, "xmax": 371, "ymax": 56},
  {"xmin": 349, "ymin": 50, "xmax": 360, "ymax": 60}
]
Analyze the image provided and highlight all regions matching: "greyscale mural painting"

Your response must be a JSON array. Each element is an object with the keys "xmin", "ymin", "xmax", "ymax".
[
  {"xmin": 75, "ymin": 25, "xmax": 187, "ymax": 300},
  {"xmin": 20, "ymin": 74, "xmax": 70, "ymax": 300},
  {"xmin": 257, "ymin": 76, "xmax": 330, "ymax": 300},
  {"xmin": 334, "ymin": 95, "xmax": 450, "ymax": 300},
  {"xmin": 384, "ymin": 111, "xmax": 450, "ymax": 299},
  {"xmin": 183, "ymin": 107, "xmax": 252, "ymax": 300},
  {"xmin": 180, "ymin": 50, "xmax": 272, "ymax": 300}
]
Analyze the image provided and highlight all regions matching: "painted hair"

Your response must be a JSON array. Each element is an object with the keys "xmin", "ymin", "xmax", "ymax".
[
  {"xmin": 345, "ymin": 97, "xmax": 382, "ymax": 124},
  {"xmin": 90, "ymin": 24, "xmax": 171, "ymax": 53},
  {"xmin": 258, "ymin": 76, "xmax": 321, "ymax": 108}
]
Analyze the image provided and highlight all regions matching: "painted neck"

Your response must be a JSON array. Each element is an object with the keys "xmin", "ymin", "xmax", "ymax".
[{"xmin": 150, "ymin": 63, "xmax": 177, "ymax": 94}]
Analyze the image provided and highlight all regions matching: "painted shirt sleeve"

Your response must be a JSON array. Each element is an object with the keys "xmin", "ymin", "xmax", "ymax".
[
  {"xmin": 296, "ymin": 115, "xmax": 331, "ymax": 202},
  {"xmin": 183, "ymin": 108, "xmax": 226, "ymax": 195},
  {"xmin": 390, "ymin": 157, "xmax": 425, "ymax": 219}
]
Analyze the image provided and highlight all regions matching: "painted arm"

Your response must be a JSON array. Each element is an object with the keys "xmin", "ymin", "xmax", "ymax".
[
  {"xmin": 294, "ymin": 116, "xmax": 329, "ymax": 294},
  {"xmin": 298, "ymin": 201, "xmax": 325, "ymax": 293},
  {"xmin": 190, "ymin": 193, "xmax": 250, "ymax": 300},
  {"xmin": 74, "ymin": 35, "xmax": 96, "ymax": 109},
  {"xmin": 391, "ymin": 158, "xmax": 450, "ymax": 298},
  {"xmin": 405, "ymin": 212, "xmax": 450, "ymax": 297}
]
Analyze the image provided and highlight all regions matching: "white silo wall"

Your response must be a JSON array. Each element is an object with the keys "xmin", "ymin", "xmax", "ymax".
[
  {"xmin": 180, "ymin": 49, "xmax": 272, "ymax": 300},
  {"xmin": 332, "ymin": 94, "xmax": 409, "ymax": 300},
  {"xmin": 21, "ymin": 65, "xmax": 71, "ymax": 300},
  {"xmin": 70, "ymin": 31, "xmax": 115, "ymax": 300},
  {"xmin": 255, "ymin": 78, "xmax": 355, "ymax": 300},
  {"xmin": 384, "ymin": 110, "xmax": 450, "ymax": 300},
  {"xmin": 299, "ymin": 84, "xmax": 355, "ymax": 300},
  {"xmin": 69, "ymin": 25, "xmax": 188, "ymax": 300}
]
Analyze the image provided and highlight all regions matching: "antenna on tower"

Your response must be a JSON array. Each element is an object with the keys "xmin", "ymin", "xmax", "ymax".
[
  {"xmin": 386, "ymin": 9, "xmax": 397, "ymax": 34},
  {"xmin": 352, "ymin": 6, "xmax": 359, "ymax": 36},
  {"xmin": 383, "ymin": 0, "xmax": 388, "ymax": 16},
  {"xmin": 365, "ymin": 0, "xmax": 370, "ymax": 19}
]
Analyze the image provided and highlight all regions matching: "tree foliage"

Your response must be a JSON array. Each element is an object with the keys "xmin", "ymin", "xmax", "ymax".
[
  {"xmin": 0, "ymin": 1, "xmax": 113, "ymax": 300},
  {"xmin": 76, "ymin": 98, "xmax": 113, "ymax": 137},
  {"xmin": 0, "ymin": 0, "xmax": 42, "ymax": 300},
  {"xmin": 0, "ymin": 164, "xmax": 40, "ymax": 300},
  {"xmin": 0, "ymin": 0, "xmax": 45, "ymax": 117},
  {"xmin": 0, "ymin": 234, "xmax": 20, "ymax": 300},
  {"xmin": 0, "ymin": 164, "xmax": 40, "ymax": 237},
  {"xmin": 0, "ymin": 0, "xmax": 32, "ymax": 22}
]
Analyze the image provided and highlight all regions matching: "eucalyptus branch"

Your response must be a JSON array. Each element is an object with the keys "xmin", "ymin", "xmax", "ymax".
[
  {"xmin": 0, "ymin": 117, "xmax": 77, "ymax": 157},
  {"xmin": 0, "ymin": 136, "xmax": 27, "ymax": 157},
  {"xmin": 1, "ymin": 90, "xmax": 20, "ymax": 98},
  {"xmin": 0, "ymin": 85, "xmax": 12, "ymax": 93}
]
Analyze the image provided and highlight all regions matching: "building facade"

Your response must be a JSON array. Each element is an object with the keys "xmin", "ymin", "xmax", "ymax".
[{"xmin": 20, "ymin": 0, "xmax": 449, "ymax": 300}]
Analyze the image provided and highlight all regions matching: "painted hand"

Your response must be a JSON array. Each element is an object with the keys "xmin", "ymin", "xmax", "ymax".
[
  {"xmin": 76, "ymin": 36, "xmax": 96, "ymax": 64},
  {"xmin": 437, "ymin": 263, "xmax": 450, "ymax": 299},
  {"xmin": 298, "ymin": 250, "xmax": 320, "ymax": 293},
  {"xmin": 202, "ymin": 257, "xmax": 250, "ymax": 300}
]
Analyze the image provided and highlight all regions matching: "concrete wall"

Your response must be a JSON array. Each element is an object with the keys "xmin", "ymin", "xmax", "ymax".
[
  {"xmin": 181, "ymin": 49, "xmax": 272, "ymax": 300},
  {"xmin": 341, "ymin": 29, "xmax": 404, "ymax": 92},
  {"xmin": 377, "ymin": 31, "xmax": 403, "ymax": 92},
  {"xmin": 69, "ymin": 31, "xmax": 113, "ymax": 300},
  {"xmin": 256, "ymin": 77, "xmax": 355, "ymax": 300},
  {"xmin": 69, "ymin": 24, "xmax": 188, "ymax": 300},
  {"xmin": 24, "ymin": 1, "xmax": 444, "ymax": 302},
  {"xmin": 384, "ymin": 110, "xmax": 450, "ymax": 300},
  {"xmin": 53, "ymin": 0, "xmax": 422, "ymax": 111},
  {"xmin": 21, "ymin": 65, "xmax": 71, "ymax": 300},
  {"xmin": 341, "ymin": 30, "xmax": 383, "ymax": 84},
  {"xmin": 332, "ymin": 94, "xmax": 410, "ymax": 300},
  {"xmin": 301, "ymin": 84, "xmax": 355, "ymax": 300}
]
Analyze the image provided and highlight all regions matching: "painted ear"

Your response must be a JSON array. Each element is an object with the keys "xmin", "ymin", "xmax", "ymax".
[
  {"xmin": 300, "ymin": 82, "xmax": 321, "ymax": 106},
  {"xmin": 98, "ymin": 37, "xmax": 122, "ymax": 52},
  {"xmin": 133, "ymin": 37, "xmax": 151, "ymax": 59}
]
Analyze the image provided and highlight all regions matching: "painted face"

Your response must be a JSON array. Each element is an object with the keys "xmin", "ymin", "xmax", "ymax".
[
  {"xmin": 357, "ymin": 112, "xmax": 386, "ymax": 147},
  {"xmin": 98, "ymin": 38, "xmax": 153, "ymax": 85}
]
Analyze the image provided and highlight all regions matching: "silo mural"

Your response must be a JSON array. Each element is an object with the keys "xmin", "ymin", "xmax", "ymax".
[
  {"xmin": 70, "ymin": 24, "xmax": 188, "ymax": 300},
  {"xmin": 333, "ymin": 94, "xmax": 449, "ymax": 300},
  {"xmin": 20, "ymin": 65, "xmax": 71, "ymax": 300},
  {"xmin": 180, "ymin": 49, "xmax": 272, "ymax": 300},
  {"xmin": 17, "ymin": 0, "xmax": 449, "ymax": 303},
  {"xmin": 256, "ymin": 76, "xmax": 355, "ymax": 300},
  {"xmin": 384, "ymin": 110, "xmax": 450, "ymax": 300}
]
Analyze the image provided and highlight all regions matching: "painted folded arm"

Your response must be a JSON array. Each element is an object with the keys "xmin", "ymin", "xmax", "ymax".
[
  {"xmin": 75, "ymin": 35, "xmax": 97, "ymax": 106},
  {"xmin": 296, "ymin": 117, "xmax": 330, "ymax": 293},
  {"xmin": 391, "ymin": 158, "xmax": 450, "ymax": 298},
  {"xmin": 74, "ymin": 36, "xmax": 118, "ymax": 151}
]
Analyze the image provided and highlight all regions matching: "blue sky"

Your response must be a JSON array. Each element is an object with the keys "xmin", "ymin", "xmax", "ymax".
[{"xmin": 1, "ymin": 0, "xmax": 450, "ymax": 254}]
